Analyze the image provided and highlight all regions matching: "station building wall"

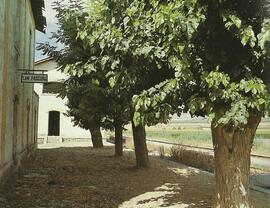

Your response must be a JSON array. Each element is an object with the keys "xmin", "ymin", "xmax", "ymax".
[{"xmin": 0, "ymin": 0, "xmax": 41, "ymax": 182}]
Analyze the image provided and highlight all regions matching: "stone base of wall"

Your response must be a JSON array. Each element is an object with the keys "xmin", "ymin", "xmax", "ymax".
[
  {"xmin": 0, "ymin": 145, "xmax": 36, "ymax": 186},
  {"xmin": 38, "ymin": 137, "xmax": 91, "ymax": 144}
]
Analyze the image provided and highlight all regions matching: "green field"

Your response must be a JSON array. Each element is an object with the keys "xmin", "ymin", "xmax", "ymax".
[{"xmin": 123, "ymin": 129, "xmax": 270, "ymax": 156}]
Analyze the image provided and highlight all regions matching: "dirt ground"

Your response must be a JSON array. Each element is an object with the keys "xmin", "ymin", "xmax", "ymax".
[{"xmin": 0, "ymin": 143, "xmax": 269, "ymax": 208}]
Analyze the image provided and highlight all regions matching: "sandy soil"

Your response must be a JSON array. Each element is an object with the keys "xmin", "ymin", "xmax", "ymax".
[{"xmin": 0, "ymin": 143, "xmax": 269, "ymax": 208}]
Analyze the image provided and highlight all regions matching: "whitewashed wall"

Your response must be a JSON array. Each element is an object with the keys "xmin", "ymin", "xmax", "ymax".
[
  {"xmin": 34, "ymin": 59, "xmax": 90, "ymax": 139},
  {"xmin": 0, "ymin": 0, "xmax": 40, "ymax": 182}
]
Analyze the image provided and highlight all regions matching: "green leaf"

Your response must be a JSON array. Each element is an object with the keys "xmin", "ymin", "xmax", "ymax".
[{"xmin": 133, "ymin": 112, "xmax": 141, "ymax": 126}]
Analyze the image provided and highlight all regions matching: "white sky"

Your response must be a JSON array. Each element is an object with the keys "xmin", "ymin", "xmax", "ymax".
[
  {"xmin": 35, "ymin": 0, "xmax": 58, "ymax": 61},
  {"xmin": 35, "ymin": 0, "xmax": 89, "ymax": 61}
]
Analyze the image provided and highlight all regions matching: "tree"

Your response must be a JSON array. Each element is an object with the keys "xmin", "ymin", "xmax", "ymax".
[
  {"xmin": 133, "ymin": 0, "xmax": 270, "ymax": 207},
  {"xmin": 109, "ymin": 90, "xmax": 130, "ymax": 157},
  {"xmin": 39, "ymin": 0, "xmax": 132, "ymax": 153},
  {"xmin": 38, "ymin": 0, "xmax": 107, "ymax": 148},
  {"xmin": 64, "ymin": 60, "xmax": 130, "ymax": 152},
  {"xmin": 74, "ymin": 0, "xmax": 175, "ymax": 167},
  {"xmin": 63, "ymin": 76, "xmax": 107, "ymax": 148}
]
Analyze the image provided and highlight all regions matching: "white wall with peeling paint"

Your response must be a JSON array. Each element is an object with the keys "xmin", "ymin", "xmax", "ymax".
[{"xmin": 0, "ymin": 0, "xmax": 39, "ymax": 182}]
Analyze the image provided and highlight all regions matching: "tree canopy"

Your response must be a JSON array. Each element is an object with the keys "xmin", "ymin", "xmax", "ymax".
[{"xmin": 132, "ymin": 0, "xmax": 270, "ymax": 128}]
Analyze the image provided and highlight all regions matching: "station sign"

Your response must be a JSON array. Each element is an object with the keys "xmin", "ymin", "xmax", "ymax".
[{"xmin": 21, "ymin": 73, "xmax": 48, "ymax": 83}]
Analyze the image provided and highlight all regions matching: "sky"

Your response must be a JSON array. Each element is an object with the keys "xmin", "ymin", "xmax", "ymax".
[
  {"xmin": 35, "ymin": 0, "xmax": 58, "ymax": 61},
  {"xmin": 35, "ymin": 0, "xmax": 88, "ymax": 61}
]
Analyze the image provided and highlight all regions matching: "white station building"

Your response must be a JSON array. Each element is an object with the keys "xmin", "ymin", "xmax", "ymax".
[{"xmin": 34, "ymin": 58, "xmax": 89, "ymax": 142}]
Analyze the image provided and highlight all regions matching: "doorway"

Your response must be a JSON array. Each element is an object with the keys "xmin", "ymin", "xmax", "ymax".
[
  {"xmin": 13, "ymin": 95, "xmax": 19, "ymax": 160},
  {"xmin": 48, "ymin": 111, "xmax": 60, "ymax": 136}
]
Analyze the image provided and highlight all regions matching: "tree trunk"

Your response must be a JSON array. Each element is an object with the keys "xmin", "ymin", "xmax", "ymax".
[
  {"xmin": 114, "ymin": 121, "xmax": 123, "ymax": 157},
  {"xmin": 131, "ymin": 120, "xmax": 149, "ymax": 168},
  {"xmin": 89, "ymin": 125, "xmax": 103, "ymax": 148},
  {"xmin": 211, "ymin": 116, "xmax": 261, "ymax": 208}
]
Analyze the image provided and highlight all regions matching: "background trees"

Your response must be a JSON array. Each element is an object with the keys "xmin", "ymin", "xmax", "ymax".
[{"xmin": 63, "ymin": 76, "xmax": 109, "ymax": 148}]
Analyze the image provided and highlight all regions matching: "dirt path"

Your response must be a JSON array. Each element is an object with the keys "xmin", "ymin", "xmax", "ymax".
[{"xmin": 0, "ymin": 143, "xmax": 269, "ymax": 208}]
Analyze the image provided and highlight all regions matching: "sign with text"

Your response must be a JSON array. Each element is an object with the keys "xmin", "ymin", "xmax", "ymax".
[{"xmin": 21, "ymin": 73, "xmax": 48, "ymax": 83}]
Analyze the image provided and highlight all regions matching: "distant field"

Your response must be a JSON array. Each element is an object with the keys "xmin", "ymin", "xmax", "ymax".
[{"xmin": 123, "ymin": 128, "xmax": 270, "ymax": 157}]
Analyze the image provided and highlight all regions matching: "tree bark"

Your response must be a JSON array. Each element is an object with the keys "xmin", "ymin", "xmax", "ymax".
[
  {"xmin": 211, "ymin": 115, "xmax": 261, "ymax": 208},
  {"xmin": 89, "ymin": 125, "xmax": 103, "ymax": 148},
  {"xmin": 131, "ymin": 120, "xmax": 149, "ymax": 168},
  {"xmin": 114, "ymin": 121, "xmax": 123, "ymax": 157}
]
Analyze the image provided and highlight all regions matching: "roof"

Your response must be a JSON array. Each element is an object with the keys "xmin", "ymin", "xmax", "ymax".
[
  {"xmin": 30, "ymin": 0, "xmax": 46, "ymax": 33},
  {"xmin": 35, "ymin": 57, "xmax": 54, "ymax": 65}
]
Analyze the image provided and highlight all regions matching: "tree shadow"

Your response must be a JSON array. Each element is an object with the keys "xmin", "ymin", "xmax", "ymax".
[
  {"xmin": 251, "ymin": 172, "xmax": 270, "ymax": 190},
  {"xmin": 0, "ymin": 145, "xmax": 268, "ymax": 208}
]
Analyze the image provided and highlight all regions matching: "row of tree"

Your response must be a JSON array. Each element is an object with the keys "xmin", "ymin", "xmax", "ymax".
[{"xmin": 39, "ymin": 0, "xmax": 270, "ymax": 207}]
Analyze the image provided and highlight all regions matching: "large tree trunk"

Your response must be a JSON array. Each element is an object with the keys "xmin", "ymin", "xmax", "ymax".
[
  {"xmin": 131, "ymin": 120, "xmax": 149, "ymax": 168},
  {"xmin": 89, "ymin": 125, "xmax": 103, "ymax": 148},
  {"xmin": 211, "ymin": 116, "xmax": 261, "ymax": 208},
  {"xmin": 114, "ymin": 121, "xmax": 123, "ymax": 157}
]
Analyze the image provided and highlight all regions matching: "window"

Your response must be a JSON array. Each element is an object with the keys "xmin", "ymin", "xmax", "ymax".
[{"xmin": 43, "ymin": 82, "xmax": 65, "ymax": 94}]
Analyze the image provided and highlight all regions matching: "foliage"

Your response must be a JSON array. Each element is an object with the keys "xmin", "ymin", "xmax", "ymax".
[
  {"xmin": 133, "ymin": 0, "xmax": 270, "ymax": 128},
  {"xmin": 63, "ymin": 76, "xmax": 113, "ymax": 130},
  {"xmin": 38, "ymin": 0, "xmax": 115, "ymax": 131},
  {"xmin": 39, "ymin": 0, "xmax": 270, "ymax": 129},
  {"xmin": 68, "ymin": 0, "xmax": 181, "ymax": 127}
]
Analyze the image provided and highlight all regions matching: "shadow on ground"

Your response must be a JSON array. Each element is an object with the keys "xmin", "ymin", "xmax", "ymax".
[
  {"xmin": 251, "ymin": 172, "xmax": 270, "ymax": 190},
  {"xmin": 0, "ymin": 145, "xmax": 269, "ymax": 208}
]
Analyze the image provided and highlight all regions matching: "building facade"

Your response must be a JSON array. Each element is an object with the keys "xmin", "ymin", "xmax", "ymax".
[
  {"xmin": 34, "ymin": 58, "xmax": 90, "ymax": 142},
  {"xmin": 0, "ymin": 0, "xmax": 46, "ymax": 182}
]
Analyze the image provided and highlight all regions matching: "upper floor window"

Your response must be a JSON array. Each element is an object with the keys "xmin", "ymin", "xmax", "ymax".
[{"xmin": 43, "ymin": 82, "xmax": 65, "ymax": 94}]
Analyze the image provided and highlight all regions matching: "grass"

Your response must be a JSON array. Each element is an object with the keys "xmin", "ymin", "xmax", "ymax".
[
  {"xmin": 170, "ymin": 145, "xmax": 214, "ymax": 172},
  {"xmin": 255, "ymin": 131, "xmax": 270, "ymax": 139},
  {"xmin": 123, "ymin": 128, "xmax": 270, "ymax": 157}
]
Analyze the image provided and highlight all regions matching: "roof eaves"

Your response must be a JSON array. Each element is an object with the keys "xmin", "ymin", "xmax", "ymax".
[
  {"xmin": 31, "ymin": 0, "xmax": 47, "ymax": 33},
  {"xmin": 35, "ymin": 57, "xmax": 54, "ymax": 65}
]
